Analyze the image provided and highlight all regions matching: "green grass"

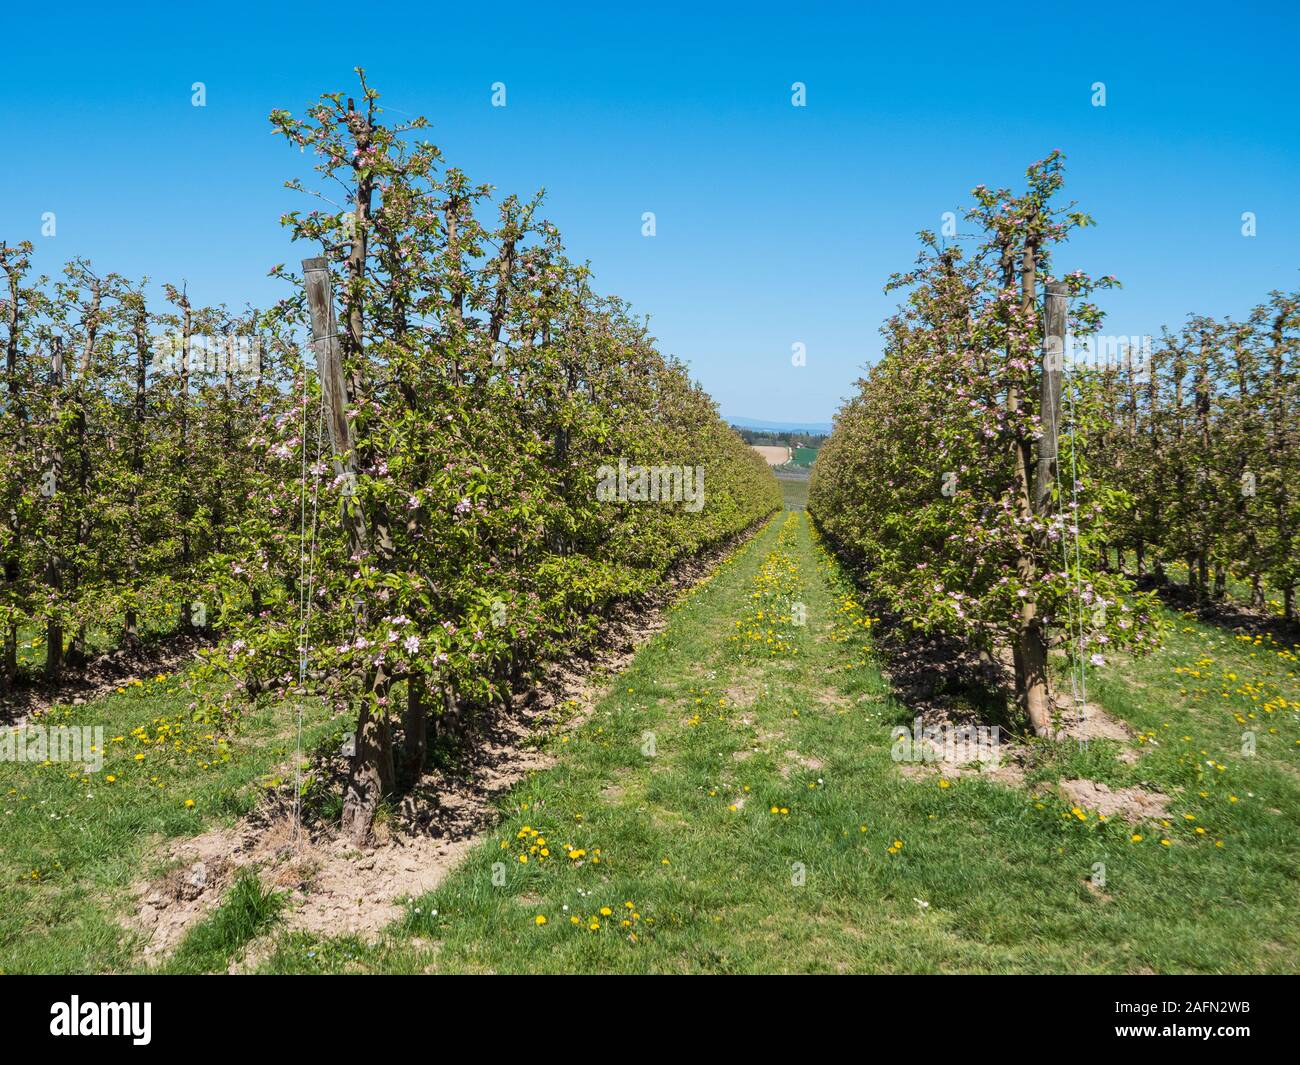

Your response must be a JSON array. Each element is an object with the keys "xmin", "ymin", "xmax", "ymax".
[
  {"xmin": 258, "ymin": 514, "xmax": 1299, "ymax": 973},
  {"xmin": 0, "ymin": 672, "xmax": 335, "ymax": 974},
  {"xmin": 4, "ymin": 514, "xmax": 1297, "ymax": 973},
  {"xmin": 163, "ymin": 869, "xmax": 285, "ymax": 974},
  {"xmin": 778, "ymin": 477, "xmax": 808, "ymax": 510}
]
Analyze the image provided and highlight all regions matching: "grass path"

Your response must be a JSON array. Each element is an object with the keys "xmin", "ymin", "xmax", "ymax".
[
  {"xmin": 255, "ymin": 509, "xmax": 1300, "ymax": 974},
  {"xmin": 4, "ymin": 502, "xmax": 1297, "ymax": 973}
]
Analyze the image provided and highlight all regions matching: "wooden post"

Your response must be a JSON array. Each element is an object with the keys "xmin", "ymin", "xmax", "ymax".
[
  {"xmin": 302, "ymin": 256, "xmax": 368, "ymax": 552},
  {"xmin": 1036, "ymin": 280, "xmax": 1068, "ymax": 516},
  {"xmin": 301, "ymin": 256, "xmax": 395, "ymax": 844}
]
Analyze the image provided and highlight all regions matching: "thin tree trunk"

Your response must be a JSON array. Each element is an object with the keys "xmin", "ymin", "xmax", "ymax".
[
  {"xmin": 1011, "ymin": 250, "xmax": 1054, "ymax": 737},
  {"xmin": 1268, "ymin": 311, "xmax": 1293, "ymax": 625},
  {"xmin": 45, "ymin": 340, "xmax": 65, "ymax": 683},
  {"xmin": 341, "ymin": 688, "xmax": 396, "ymax": 846},
  {"xmin": 1, "ymin": 627, "xmax": 15, "ymax": 692},
  {"xmin": 177, "ymin": 292, "xmax": 193, "ymax": 632},
  {"xmin": 2, "ymin": 252, "xmax": 25, "ymax": 694},
  {"xmin": 401, "ymin": 676, "xmax": 428, "ymax": 785},
  {"xmin": 125, "ymin": 297, "xmax": 149, "ymax": 647}
]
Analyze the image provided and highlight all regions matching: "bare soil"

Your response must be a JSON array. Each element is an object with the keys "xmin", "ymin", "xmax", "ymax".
[{"xmin": 1057, "ymin": 778, "xmax": 1172, "ymax": 821}]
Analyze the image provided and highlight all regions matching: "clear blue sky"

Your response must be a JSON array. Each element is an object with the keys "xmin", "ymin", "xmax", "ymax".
[{"xmin": 4, "ymin": 1, "xmax": 1297, "ymax": 424}]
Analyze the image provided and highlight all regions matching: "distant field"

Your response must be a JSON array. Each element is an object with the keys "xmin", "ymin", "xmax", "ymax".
[
  {"xmin": 751, "ymin": 445, "xmax": 790, "ymax": 465},
  {"xmin": 792, "ymin": 446, "xmax": 819, "ymax": 468}
]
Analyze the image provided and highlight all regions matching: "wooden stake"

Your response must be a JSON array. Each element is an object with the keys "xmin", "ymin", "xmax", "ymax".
[
  {"xmin": 1036, "ymin": 280, "xmax": 1068, "ymax": 517},
  {"xmin": 302, "ymin": 256, "xmax": 369, "ymax": 553}
]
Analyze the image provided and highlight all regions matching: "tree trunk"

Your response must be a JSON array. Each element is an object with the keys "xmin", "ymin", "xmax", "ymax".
[
  {"xmin": 125, "ymin": 299, "xmax": 148, "ymax": 648},
  {"xmin": 46, "ymin": 340, "xmax": 65, "ymax": 684},
  {"xmin": 1267, "ymin": 309, "xmax": 1293, "ymax": 628},
  {"xmin": 67, "ymin": 625, "xmax": 88, "ymax": 667},
  {"xmin": 172, "ymin": 290, "xmax": 193, "ymax": 634},
  {"xmin": 401, "ymin": 676, "xmax": 428, "ymax": 785},
  {"xmin": 1015, "ymin": 271, "xmax": 1062, "ymax": 738},
  {"xmin": 44, "ymin": 602, "xmax": 62, "ymax": 683},
  {"xmin": 442, "ymin": 685, "xmax": 466, "ymax": 747},
  {"xmin": 1017, "ymin": 625, "xmax": 1052, "ymax": 736},
  {"xmin": 2, "ymin": 256, "xmax": 25, "ymax": 696},
  {"xmin": 342, "ymin": 693, "xmax": 396, "ymax": 847},
  {"xmin": 2, "ymin": 623, "xmax": 16, "ymax": 692}
]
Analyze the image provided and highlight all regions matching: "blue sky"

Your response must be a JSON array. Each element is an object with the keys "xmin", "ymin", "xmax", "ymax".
[{"xmin": 4, "ymin": 1, "xmax": 1297, "ymax": 424}]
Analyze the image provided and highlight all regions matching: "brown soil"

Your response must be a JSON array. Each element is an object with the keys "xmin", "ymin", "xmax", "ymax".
[
  {"xmin": 129, "ymin": 817, "xmax": 475, "ymax": 962},
  {"xmin": 1050, "ymin": 693, "xmax": 1135, "ymax": 744},
  {"xmin": 751, "ymin": 445, "xmax": 791, "ymax": 466},
  {"xmin": 725, "ymin": 683, "xmax": 760, "ymax": 708},
  {"xmin": 1057, "ymin": 778, "xmax": 1171, "ymax": 821},
  {"xmin": 896, "ymin": 754, "xmax": 1027, "ymax": 787}
]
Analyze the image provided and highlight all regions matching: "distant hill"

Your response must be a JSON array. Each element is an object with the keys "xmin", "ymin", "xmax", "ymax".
[{"xmin": 727, "ymin": 416, "xmax": 834, "ymax": 434}]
